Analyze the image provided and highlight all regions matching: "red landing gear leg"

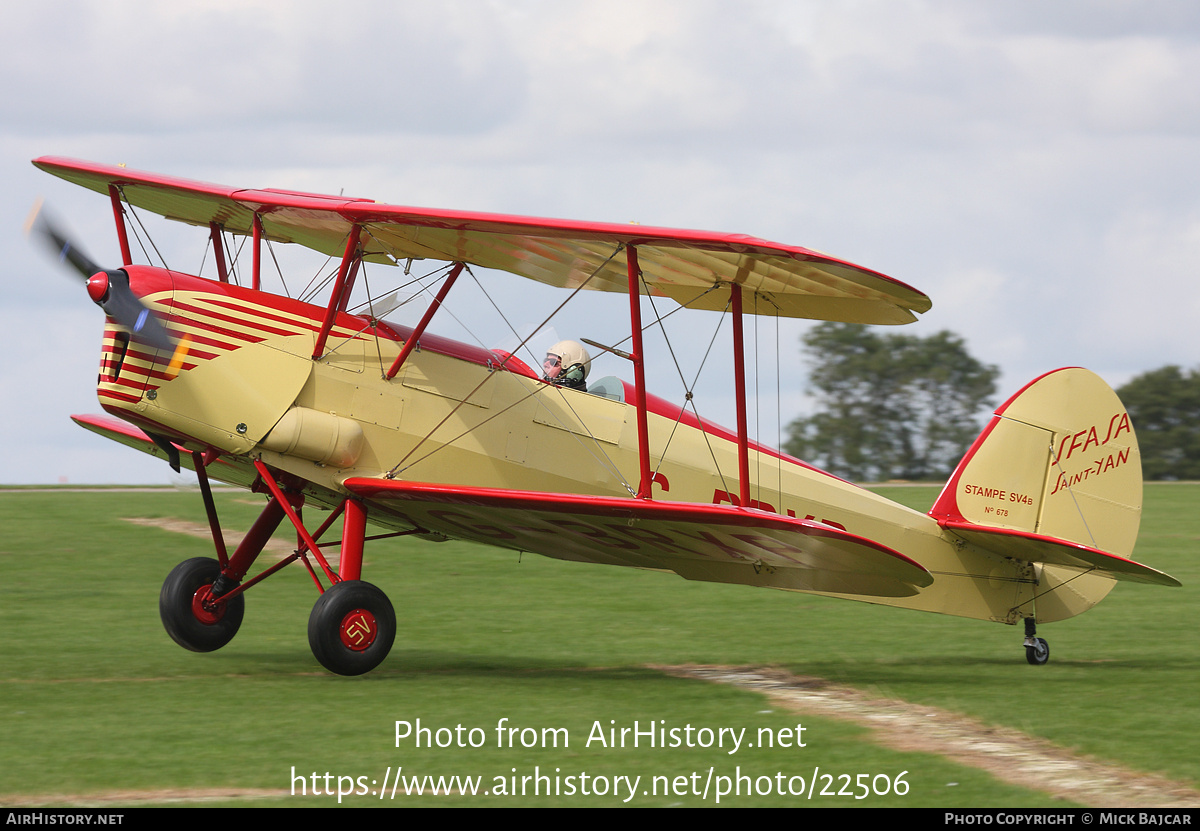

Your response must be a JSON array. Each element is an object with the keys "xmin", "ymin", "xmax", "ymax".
[
  {"xmin": 339, "ymin": 497, "xmax": 366, "ymax": 581},
  {"xmin": 306, "ymin": 497, "xmax": 396, "ymax": 676},
  {"xmin": 245, "ymin": 461, "xmax": 395, "ymax": 675},
  {"xmin": 159, "ymin": 458, "xmax": 395, "ymax": 675},
  {"xmin": 159, "ymin": 462, "xmax": 290, "ymax": 654}
]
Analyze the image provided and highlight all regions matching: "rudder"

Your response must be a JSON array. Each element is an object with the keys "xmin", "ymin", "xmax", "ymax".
[{"xmin": 930, "ymin": 367, "xmax": 1141, "ymax": 558}]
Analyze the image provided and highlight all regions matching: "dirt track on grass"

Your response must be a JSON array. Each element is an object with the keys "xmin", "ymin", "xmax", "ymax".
[
  {"xmin": 661, "ymin": 664, "xmax": 1200, "ymax": 808},
  {"xmin": 7, "ymin": 663, "xmax": 1199, "ymax": 807},
  {"xmin": 121, "ymin": 516, "xmax": 334, "ymax": 562}
]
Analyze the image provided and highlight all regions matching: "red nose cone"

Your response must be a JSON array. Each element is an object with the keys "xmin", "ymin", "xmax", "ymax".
[{"xmin": 86, "ymin": 271, "xmax": 109, "ymax": 303}]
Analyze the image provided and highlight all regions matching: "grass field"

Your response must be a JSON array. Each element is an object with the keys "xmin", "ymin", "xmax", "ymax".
[{"xmin": 0, "ymin": 483, "xmax": 1197, "ymax": 807}]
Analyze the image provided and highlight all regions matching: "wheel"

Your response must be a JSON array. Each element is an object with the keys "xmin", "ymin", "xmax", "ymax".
[
  {"xmin": 307, "ymin": 580, "xmax": 396, "ymax": 676},
  {"xmin": 160, "ymin": 557, "xmax": 244, "ymax": 652},
  {"xmin": 1025, "ymin": 637, "xmax": 1049, "ymax": 666}
]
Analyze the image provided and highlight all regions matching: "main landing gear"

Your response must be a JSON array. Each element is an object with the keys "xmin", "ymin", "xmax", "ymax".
[
  {"xmin": 156, "ymin": 454, "xmax": 399, "ymax": 676},
  {"xmin": 308, "ymin": 580, "xmax": 397, "ymax": 677},
  {"xmin": 160, "ymin": 557, "xmax": 245, "ymax": 652},
  {"xmin": 1023, "ymin": 618, "xmax": 1049, "ymax": 666}
]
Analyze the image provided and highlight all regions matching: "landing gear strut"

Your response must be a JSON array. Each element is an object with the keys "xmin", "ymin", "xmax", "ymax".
[
  {"xmin": 158, "ymin": 454, "xmax": 399, "ymax": 675},
  {"xmin": 1023, "ymin": 618, "xmax": 1049, "ymax": 666}
]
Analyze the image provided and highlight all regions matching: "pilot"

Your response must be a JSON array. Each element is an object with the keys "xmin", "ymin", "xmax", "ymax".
[{"xmin": 542, "ymin": 340, "xmax": 591, "ymax": 391}]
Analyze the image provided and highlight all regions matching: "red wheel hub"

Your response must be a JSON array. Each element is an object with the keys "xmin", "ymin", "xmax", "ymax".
[
  {"xmin": 191, "ymin": 585, "xmax": 226, "ymax": 626},
  {"xmin": 339, "ymin": 609, "xmax": 378, "ymax": 651}
]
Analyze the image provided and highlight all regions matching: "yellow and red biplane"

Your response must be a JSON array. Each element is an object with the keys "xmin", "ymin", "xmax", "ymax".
[{"xmin": 29, "ymin": 157, "xmax": 1179, "ymax": 675}]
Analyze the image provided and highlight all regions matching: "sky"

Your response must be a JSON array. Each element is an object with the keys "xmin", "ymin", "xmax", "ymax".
[{"xmin": 3, "ymin": 0, "xmax": 1199, "ymax": 484}]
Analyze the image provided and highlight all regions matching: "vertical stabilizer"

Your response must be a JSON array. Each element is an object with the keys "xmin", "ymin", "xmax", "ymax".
[{"xmin": 930, "ymin": 367, "xmax": 1141, "ymax": 558}]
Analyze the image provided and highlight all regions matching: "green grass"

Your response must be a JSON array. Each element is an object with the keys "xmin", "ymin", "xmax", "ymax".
[{"xmin": 0, "ymin": 485, "xmax": 1196, "ymax": 807}]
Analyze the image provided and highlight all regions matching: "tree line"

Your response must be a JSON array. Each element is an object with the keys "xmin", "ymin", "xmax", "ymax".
[{"xmin": 784, "ymin": 322, "xmax": 1198, "ymax": 482}]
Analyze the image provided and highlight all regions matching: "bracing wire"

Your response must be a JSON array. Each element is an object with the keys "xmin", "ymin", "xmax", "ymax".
[
  {"xmin": 118, "ymin": 191, "xmax": 170, "ymax": 271},
  {"xmin": 1044, "ymin": 437, "xmax": 1099, "ymax": 548},
  {"xmin": 263, "ymin": 236, "xmax": 293, "ymax": 298},
  {"xmin": 383, "ymin": 244, "xmax": 627, "ymax": 480},
  {"xmin": 641, "ymin": 282, "xmax": 737, "ymax": 500},
  {"xmin": 775, "ymin": 303, "xmax": 783, "ymax": 507}
]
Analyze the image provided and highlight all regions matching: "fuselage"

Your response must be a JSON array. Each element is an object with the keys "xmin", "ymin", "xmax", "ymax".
[{"xmin": 93, "ymin": 265, "xmax": 1103, "ymax": 625}]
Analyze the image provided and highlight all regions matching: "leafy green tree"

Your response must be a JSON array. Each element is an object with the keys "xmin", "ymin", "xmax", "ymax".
[
  {"xmin": 784, "ymin": 323, "xmax": 999, "ymax": 482},
  {"xmin": 1117, "ymin": 366, "xmax": 1200, "ymax": 480}
]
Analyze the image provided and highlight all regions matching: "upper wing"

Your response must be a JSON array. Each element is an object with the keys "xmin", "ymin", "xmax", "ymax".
[
  {"xmin": 33, "ymin": 156, "xmax": 930, "ymax": 324},
  {"xmin": 342, "ymin": 478, "xmax": 934, "ymax": 598}
]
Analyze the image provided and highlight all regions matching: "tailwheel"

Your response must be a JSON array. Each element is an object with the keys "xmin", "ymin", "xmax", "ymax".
[
  {"xmin": 1025, "ymin": 637, "xmax": 1050, "ymax": 666},
  {"xmin": 1022, "ymin": 618, "xmax": 1049, "ymax": 665},
  {"xmin": 160, "ymin": 557, "xmax": 244, "ymax": 652},
  {"xmin": 308, "ymin": 580, "xmax": 396, "ymax": 676}
]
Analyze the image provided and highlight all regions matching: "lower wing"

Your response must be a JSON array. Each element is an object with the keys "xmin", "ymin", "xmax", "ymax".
[{"xmin": 343, "ymin": 479, "xmax": 934, "ymax": 598}]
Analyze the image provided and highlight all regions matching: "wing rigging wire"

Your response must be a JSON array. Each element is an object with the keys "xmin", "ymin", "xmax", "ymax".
[
  {"xmin": 463, "ymin": 265, "xmax": 554, "ymax": 373},
  {"xmin": 456, "ymin": 263, "xmax": 636, "ymax": 493},
  {"xmin": 298, "ymin": 258, "xmax": 341, "ymax": 305},
  {"xmin": 585, "ymin": 277, "xmax": 787, "ymax": 507},
  {"xmin": 382, "ymin": 244, "xmax": 630, "ymax": 484},
  {"xmin": 341, "ymin": 263, "xmax": 429, "ymax": 377},
  {"xmin": 261, "ymin": 235, "xmax": 294, "ymax": 298},
  {"xmin": 312, "ymin": 258, "xmax": 393, "ymax": 369},
  {"xmin": 774, "ymin": 303, "xmax": 783, "ymax": 508},
  {"xmin": 315, "ymin": 246, "xmax": 630, "ymax": 493},
  {"xmin": 639, "ymin": 282, "xmax": 790, "ymax": 513},
  {"xmin": 115, "ymin": 187, "xmax": 304, "ymax": 303},
  {"xmin": 116, "ymin": 190, "xmax": 171, "ymax": 272},
  {"xmin": 108, "ymin": 196, "xmax": 788, "ymax": 505},
  {"xmin": 359, "ymin": 264, "xmax": 388, "ymax": 376},
  {"xmin": 225, "ymin": 233, "xmax": 245, "ymax": 286},
  {"xmin": 273, "ymin": 247, "xmax": 634, "ymax": 492},
  {"xmin": 640, "ymin": 284, "xmax": 738, "ymax": 501},
  {"xmin": 1009, "ymin": 564, "xmax": 1102, "ymax": 618},
  {"xmin": 318, "ymin": 261, "xmax": 456, "ymax": 365},
  {"xmin": 197, "ymin": 236, "xmax": 210, "ymax": 278},
  {"xmin": 388, "ymin": 370, "xmax": 636, "ymax": 495},
  {"xmin": 201, "ymin": 228, "xmax": 247, "ymax": 287},
  {"xmin": 750, "ymin": 293, "xmax": 785, "ymax": 512},
  {"xmin": 352, "ymin": 224, "xmax": 548, "ymax": 371}
]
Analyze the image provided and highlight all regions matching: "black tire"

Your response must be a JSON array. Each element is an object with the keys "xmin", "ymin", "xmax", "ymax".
[
  {"xmin": 160, "ymin": 557, "xmax": 244, "ymax": 652},
  {"xmin": 307, "ymin": 580, "xmax": 396, "ymax": 676},
  {"xmin": 1025, "ymin": 637, "xmax": 1050, "ymax": 666}
]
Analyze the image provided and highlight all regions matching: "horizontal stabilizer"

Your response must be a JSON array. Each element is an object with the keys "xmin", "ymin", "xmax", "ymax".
[
  {"xmin": 931, "ymin": 367, "xmax": 1178, "ymax": 589},
  {"xmin": 941, "ymin": 520, "xmax": 1179, "ymax": 587},
  {"xmin": 344, "ymin": 479, "xmax": 933, "ymax": 597}
]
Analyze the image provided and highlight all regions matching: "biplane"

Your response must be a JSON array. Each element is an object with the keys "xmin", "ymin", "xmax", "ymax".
[{"xmin": 29, "ymin": 156, "xmax": 1179, "ymax": 676}]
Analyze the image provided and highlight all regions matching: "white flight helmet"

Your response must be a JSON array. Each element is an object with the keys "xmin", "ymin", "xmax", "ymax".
[{"xmin": 546, "ymin": 339, "xmax": 591, "ymax": 386}]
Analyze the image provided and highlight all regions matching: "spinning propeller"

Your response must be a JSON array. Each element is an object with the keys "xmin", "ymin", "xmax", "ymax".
[{"xmin": 26, "ymin": 200, "xmax": 177, "ymax": 355}]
